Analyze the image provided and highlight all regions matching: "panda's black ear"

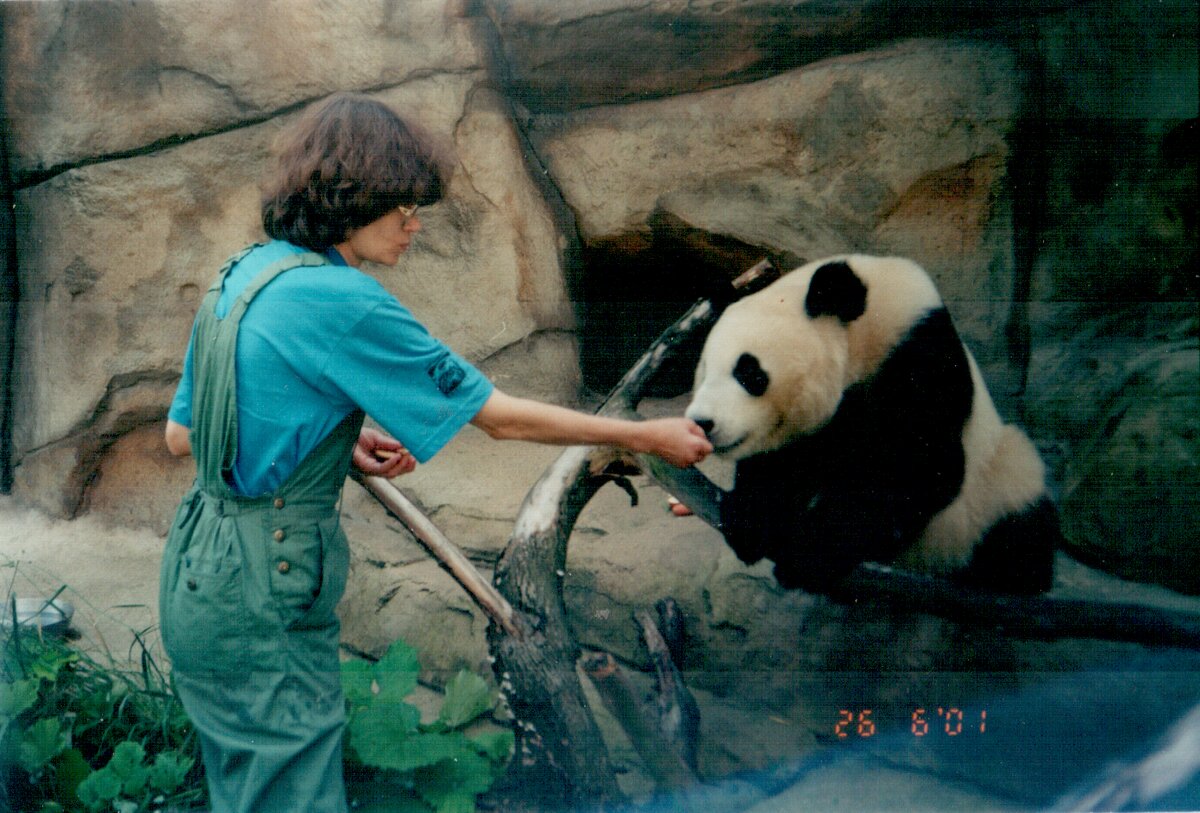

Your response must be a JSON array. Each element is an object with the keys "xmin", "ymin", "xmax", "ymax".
[{"xmin": 805, "ymin": 260, "xmax": 867, "ymax": 323}]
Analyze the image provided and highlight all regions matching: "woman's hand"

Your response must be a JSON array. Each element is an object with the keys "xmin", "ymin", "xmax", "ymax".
[
  {"xmin": 634, "ymin": 417, "xmax": 713, "ymax": 468},
  {"xmin": 470, "ymin": 390, "xmax": 712, "ymax": 468},
  {"xmin": 352, "ymin": 427, "xmax": 417, "ymax": 478}
]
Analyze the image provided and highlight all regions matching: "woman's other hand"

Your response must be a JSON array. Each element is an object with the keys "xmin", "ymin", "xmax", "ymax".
[{"xmin": 352, "ymin": 427, "xmax": 417, "ymax": 478}]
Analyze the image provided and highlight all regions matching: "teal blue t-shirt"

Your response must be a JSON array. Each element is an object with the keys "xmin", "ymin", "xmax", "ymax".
[{"xmin": 169, "ymin": 241, "xmax": 494, "ymax": 496}]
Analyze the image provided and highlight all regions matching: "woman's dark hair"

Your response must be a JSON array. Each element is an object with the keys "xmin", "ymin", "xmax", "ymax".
[{"xmin": 261, "ymin": 93, "xmax": 444, "ymax": 250}]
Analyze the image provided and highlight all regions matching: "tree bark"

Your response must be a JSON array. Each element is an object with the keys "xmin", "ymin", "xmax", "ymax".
[
  {"xmin": 0, "ymin": 88, "xmax": 18, "ymax": 493},
  {"xmin": 581, "ymin": 650, "xmax": 696, "ymax": 790},
  {"xmin": 486, "ymin": 260, "xmax": 779, "ymax": 810}
]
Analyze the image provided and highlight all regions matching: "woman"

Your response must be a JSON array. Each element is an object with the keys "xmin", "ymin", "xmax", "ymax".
[{"xmin": 160, "ymin": 93, "xmax": 711, "ymax": 813}]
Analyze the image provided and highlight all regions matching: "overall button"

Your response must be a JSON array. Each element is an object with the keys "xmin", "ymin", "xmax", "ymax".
[
  {"xmin": 277, "ymin": 560, "xmax": 291, "ymax": 574},
  {"xmin": 273, "ymin": 529, "xmax": 286, "ymax": 542},
  {"xmin": 273, "ymin": 497, "xmax": 285, "ymax": 509},
  {"xmin": 186, "ymin": 579, "xmax": 198, "ymax": 591}
]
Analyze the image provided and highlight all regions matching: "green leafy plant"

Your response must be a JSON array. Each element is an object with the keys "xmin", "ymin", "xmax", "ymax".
[
  {"xmin": 3, "ymin": 588, "xmax": 512, "ymax": 813},
  {"xmin": 342, "ymin": 640, "xmax": 514, "ymax": 813},
  {"xmin": 2, "ymin": 603, "xmax": 203, "ymax": 813}
]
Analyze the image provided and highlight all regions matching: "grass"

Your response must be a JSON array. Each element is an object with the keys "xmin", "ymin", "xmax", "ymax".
[
  {"xmin": 2, "ymin": 562, "xmax": 513, "ymax": 813},
  {"xmin": 2, "ymin": 570, "xmax": 205, "ymax": 813}
]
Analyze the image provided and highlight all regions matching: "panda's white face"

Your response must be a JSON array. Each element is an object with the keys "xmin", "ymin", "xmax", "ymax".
[
  {"xmin": 686, "ymin": 255, "xmax": 945, "ymax": 461},
  {"xmin": 685, "ymin": 284, "xmax": 850, "ymax": 460}
]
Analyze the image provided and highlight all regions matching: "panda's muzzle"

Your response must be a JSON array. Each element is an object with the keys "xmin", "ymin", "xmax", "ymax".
[{"xmin": 691, "ymin": 418, "xmax": 746, "ymax": 456}]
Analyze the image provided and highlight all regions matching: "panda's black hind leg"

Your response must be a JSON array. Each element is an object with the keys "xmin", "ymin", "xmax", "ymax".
[{"xmin": 959, "ymin": 498, "xmax": 1061, "ymax": 594}]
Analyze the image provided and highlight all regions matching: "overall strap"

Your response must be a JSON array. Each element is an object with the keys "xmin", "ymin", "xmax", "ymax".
[
  {"xmin": 272, "ymin": 407, "xmax": 365, "ymax": 507},
  {"xmin": 224, "ymin": 250, "xmax": 329, "ymax": 322},
  {"xmin": 189, "ymin": 248, "xmax": 334, "ymax": 497}
]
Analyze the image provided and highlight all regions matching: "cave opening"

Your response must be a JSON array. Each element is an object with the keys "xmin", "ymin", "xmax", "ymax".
[{"xmin": 576, "ymin": 211, "xmax": 795, "ymax": 397}]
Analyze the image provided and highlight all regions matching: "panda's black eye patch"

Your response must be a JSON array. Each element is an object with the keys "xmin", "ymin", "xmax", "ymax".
[{"xmin": 733, "ymin": 353, "xmax": 770, "ymax": 397}]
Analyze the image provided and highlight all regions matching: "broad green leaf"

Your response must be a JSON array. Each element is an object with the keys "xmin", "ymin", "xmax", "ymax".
[
  {"xmin": 17, "ymin": 717, "xmax": 70, "ymax": 773},
  {"xmin": 437, "ymin": 671, "xmax": 492, "ymax": 730},
  {"xmin": 72, "ymin": 689, "xmax": 115, "ymax": 736},
  {"xmin": 149, "ymin": 750, "xmax": 194, "ymax": 793},
  {"xmin": 104, "ymin": 741, "xmax": 150, "ymax": 796},
  {"xmin": 348, "ymin": 786, "xmax": 432, "ymax": 813},
  {"xmin": 372, "ymin": 641, "xmax": 420, "ymax": 705},
  {"xmin": 341, "ymin": 658, "xmax": 376, "ymax": 708},
  {"xmin": 468, "ymin": 729, "xmax": 514, "ymax": 764},
  {"xmin": 350, "ymin": 714, "xmax": 469, "ymax": 773},
  {"xmin": 53, "ymin": 747, "xmax": 92, "ymax": 809},
  {"xmin": 0, "ymin": 678, "xmax": 39, "ymax": 722},
  {"xmin": 28, "ymin": 648, "xmax": 78, "ymax": 682},
  {"xmin": 415, "ymin": 750, "xmax": 494, "ymax": 809},
  {"xmin": 76, "ymin": 768, "xmax": 122, "ymax": 810},
  {"xmin": 432, "ymin": 793, "xmax": 476, "ymax": 813}
]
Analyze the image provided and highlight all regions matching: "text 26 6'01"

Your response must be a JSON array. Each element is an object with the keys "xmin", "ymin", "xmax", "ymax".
[{"xmin": 835, "ymin": 708, "xmax": 988, "ymax": 739}]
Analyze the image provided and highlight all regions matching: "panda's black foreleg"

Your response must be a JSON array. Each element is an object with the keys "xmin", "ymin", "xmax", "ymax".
[
  {"xmin": 718, "ymin": 488, "xmax": 774, "ymax": 566},
  {"xmin": 957, "ymin": 497, "xmax": 1061, "ymax": 594},
  {"xmin": 767, "ymin": 495, "xmax": 908, "ymax": 594}
]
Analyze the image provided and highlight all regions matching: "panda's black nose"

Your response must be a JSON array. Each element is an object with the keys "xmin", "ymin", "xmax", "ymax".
[{"xmin": 693, "ymin": 418, "xmax": 715, "ymax": 437}]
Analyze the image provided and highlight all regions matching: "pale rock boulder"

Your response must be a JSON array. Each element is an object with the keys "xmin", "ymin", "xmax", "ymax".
[
  {"xmin": 529, "ymin": 38, "xmax": 1021, "ymax": 371},
  {"xmin": 12, "ymin": 76, "xmax": 574, "ymax": 520},
  {"xmin": 2, "ymin": 0, "xmax": 485, "ymax": 178}
]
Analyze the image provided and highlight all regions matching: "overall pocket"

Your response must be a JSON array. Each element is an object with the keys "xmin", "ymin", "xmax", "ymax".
[
  {"xmin": 161, "ymin": 518, "xmax": 257, "ymax": 676},
  {"xmin": 267, "ymin": 517, "xmax": 327, "ymax": 625},
  {"xmin": 276, "ymin": 516, "xmax": 349, "ymax": 633}
]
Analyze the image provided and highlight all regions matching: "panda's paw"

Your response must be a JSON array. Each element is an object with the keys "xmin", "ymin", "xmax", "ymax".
[{"xmin": 667, "ymin": 496, "xmax": 694, "ymax": 517}]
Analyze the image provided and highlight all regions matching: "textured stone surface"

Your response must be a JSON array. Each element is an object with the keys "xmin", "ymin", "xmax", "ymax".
[
  {"xmin": 530, "ymin": 39, "xmax": 1022, "ymax": 387},
  {"xmin": 1, "ymin": 0, "xmax": 485, "ymax": 178},
  {"xmin": 11, "ymin": 77, "xmax": 572, "ymax": 518},
  {"xmin": 2, "ymin": 0, "xmax": 1198, "ymax": 710},
  {"xmin": 484, "ymin": 0, "xmax": 1072, "ymax": 113}
]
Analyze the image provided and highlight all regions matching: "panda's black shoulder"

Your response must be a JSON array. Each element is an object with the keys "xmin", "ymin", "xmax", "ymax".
[{"xmin": 867, "ymin": 306, "xmax": 974, "ymax": 430}]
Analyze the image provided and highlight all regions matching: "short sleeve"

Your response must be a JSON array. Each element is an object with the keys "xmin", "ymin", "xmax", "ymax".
[
  {"xmin": 168, "ymin": 326, "xmax": 196, "ymax": 428},
  {"xmin": 321, "ymin": 297, "xmax": 494, "ymax": 462}
]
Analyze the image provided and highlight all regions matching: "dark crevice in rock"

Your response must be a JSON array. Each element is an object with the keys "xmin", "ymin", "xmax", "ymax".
[
  {"xmin": 578, "ymin": 209, "xmax": 800, "ymax": 395},
  {"xmin": 12, "ymin": 69, "xmax": 485, "ymax": 191}
]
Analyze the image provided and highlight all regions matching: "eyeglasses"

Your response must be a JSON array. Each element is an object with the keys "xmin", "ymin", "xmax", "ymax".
[{"xmin": 397, "ymin": 203, "xmax": 419, "ymax": 221}]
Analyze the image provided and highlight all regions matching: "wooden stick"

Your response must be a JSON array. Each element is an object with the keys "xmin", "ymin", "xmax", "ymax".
[
  {"xmin": 636, "ymin": 604, "xmax": 701, "ymax": 772},
  {"xmin": 581, "ymin": 651, "xmax": 698, "ymax": 790},
  {"xmin": 352, "ymin": 472, "xmax": 520, "ymax": 638}
]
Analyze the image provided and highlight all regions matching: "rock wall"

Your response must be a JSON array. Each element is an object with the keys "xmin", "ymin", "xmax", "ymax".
[{"xmin": 1, "ymin": 0, "xmax": 1196, "ymax": 686}]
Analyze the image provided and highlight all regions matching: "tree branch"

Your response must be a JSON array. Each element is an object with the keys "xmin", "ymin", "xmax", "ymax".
[{"xmin": 485, "ymin": 260, "xmax": 780, "ymax": 809}]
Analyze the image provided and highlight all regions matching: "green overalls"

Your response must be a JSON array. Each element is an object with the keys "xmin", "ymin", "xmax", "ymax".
[{"xmin": 160, "ymin": 250, "xmax": 364, "ymax": 813}]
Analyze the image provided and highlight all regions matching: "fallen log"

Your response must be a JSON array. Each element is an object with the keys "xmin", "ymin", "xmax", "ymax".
[
  {"xmin": 581, "ymin": 650, "xmax": 697, "ymax": 790},
  {"xmin": 636, "ymin": 600, "xmax": 701, "ymax": 773},
  {"xmin": 486, "ymin": 260, "xmax": 780, "ymax": 810},
  {"xmin": 836, "ymin": 563, "xmax": 1200, "ymax": 650}
]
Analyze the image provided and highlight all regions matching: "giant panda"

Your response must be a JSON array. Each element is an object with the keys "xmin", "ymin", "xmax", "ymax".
[{"xmin": 684, "ymin": 255, "xmax": 1060, "ymax": 595}]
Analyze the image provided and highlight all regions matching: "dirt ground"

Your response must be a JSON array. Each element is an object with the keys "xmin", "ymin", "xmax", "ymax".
[
  {"xmin": 0, "ymin": 491, "xmax": 1031, "ymax": 813},
  {"xmin": 9, "ymin": 479, "xmax": 1195, "ymax": 811},
  {"xmin": 1, "ymin": 494, "xmax": 166, "ymax": 665}
]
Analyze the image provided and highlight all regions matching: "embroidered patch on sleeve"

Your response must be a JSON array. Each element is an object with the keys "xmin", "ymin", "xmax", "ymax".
[{"xmin": 428, "ymin": 352, "xmax": 466, "ymax": 396}]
